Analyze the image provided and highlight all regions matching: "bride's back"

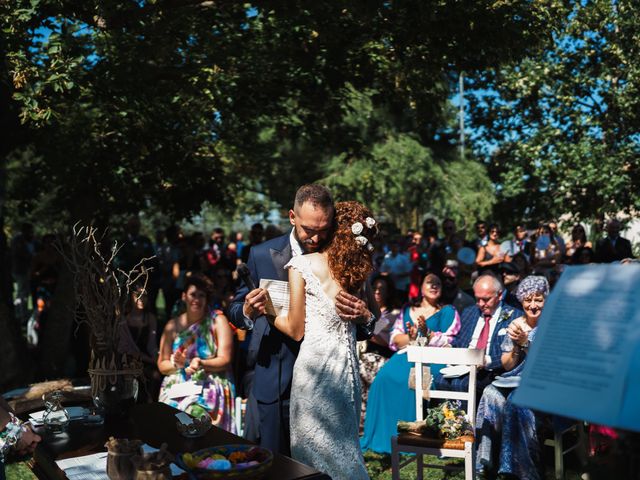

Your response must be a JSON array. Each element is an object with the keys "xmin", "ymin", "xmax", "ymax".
[{"xmin": 305, "ymin": 252, "xmax": 342, "ymax": 303}]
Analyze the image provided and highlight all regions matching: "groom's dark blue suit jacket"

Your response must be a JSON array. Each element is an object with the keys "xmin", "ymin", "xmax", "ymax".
[{"xmin": 228, "ymin": 233, "xmax": 300, "ymax": 404}]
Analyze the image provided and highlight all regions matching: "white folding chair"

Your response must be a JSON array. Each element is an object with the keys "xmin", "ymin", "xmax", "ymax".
[
  {"xmin": 391, "ymin": 346, "xmax": 485, "ymax": 480},
  {"xmin": 234, "ymin": 396, "xmax": 247, "ymax": 436},
  {"xmin": 544, "ymin": 420, "xmax": 588, "ymax": 480}
]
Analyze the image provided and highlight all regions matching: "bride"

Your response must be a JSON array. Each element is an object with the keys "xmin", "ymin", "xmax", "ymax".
[{"xmin": 272, "ymin": 201, "xmax": 375, "ymax": 480}]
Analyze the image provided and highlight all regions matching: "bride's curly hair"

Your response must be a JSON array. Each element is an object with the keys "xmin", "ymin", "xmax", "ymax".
[{"xmin": 326, "ymin": 201, "xmax": 377, "ymax": 294}]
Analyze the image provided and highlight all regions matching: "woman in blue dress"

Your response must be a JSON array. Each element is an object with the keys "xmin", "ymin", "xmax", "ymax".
[
  {"xmin": 360, "ymin": 273, "xmax": 461, "ymax": 454},
  {"xmin": 475, "ymin": 275, "xmax": 549, "ymax": 480}
]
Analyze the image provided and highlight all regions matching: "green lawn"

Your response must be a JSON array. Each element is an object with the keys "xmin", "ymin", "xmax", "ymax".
[
  {"xmin": 5, "ymin": 462, "xmax": 36, "ymax": 480},
  {"xmin": 363, "ymin": 450, "xmax": 586, "ymax": 480}
]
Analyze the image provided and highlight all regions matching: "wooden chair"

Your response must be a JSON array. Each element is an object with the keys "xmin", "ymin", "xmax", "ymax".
[{"xmin": 391, "ymin": 346, "xmax": 485, "ymax": 480}]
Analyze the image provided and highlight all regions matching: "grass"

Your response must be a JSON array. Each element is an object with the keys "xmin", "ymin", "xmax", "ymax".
[
  {"xmin": 363, "ymin": 450, "xmax": 586, "ymax": 480},
  {"xmin": 5, "ymin": 461, "xmax": 36, "ymax": 480},
  {"xmin": 365, "ymin": 451, "xmax": 466, "ymax": 479}
]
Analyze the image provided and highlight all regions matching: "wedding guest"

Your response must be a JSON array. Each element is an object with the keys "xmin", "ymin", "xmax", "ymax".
[
  {"xmin": 360, "ymin": 273, "xmax": 460, "ymax": 454},
  {"xmin": 573, "ymin": 246, "xmax": 596, "ymax": 265},
  {"xmin": 548, "ymin": 220, "xmax": 566, "ymax": 257},
  {"xmin": 595, "ymin": 219, "xmax": 634, "ymax": 263},
  {"xmin": 475, "ymin": 276, "xmax": 550, "ymax": 480},
  {"xmin": 503, "ymin": 224, "xmax": 533, "ymax": 261},
  {"xmin": 358, "ymin": 275, "xmax": 398, "ymax": 430},
  {"xmin": 499, "ymin": 262, "xmax": 523, "ymax": 310},
  {"xmin": 10, "ymin": 222, "xmax": 35, "ymax": 326},
  {"xmin": 120, "ymin": 284, "xmax": 160, "ymax": 402},
  {"xmin": 565, "ymin": 223, "xmax": 592, "ymax": 261},
  {"xmin": 240, "ymin": 223, "xmax": 264, "ymax": 264},
  {"xmin": 434, "ymin": 275, "xmax": 523, "ymax": 397},
  {"xmin": 380, "ymin": 239, "xmax": 413, "ymax": 300},
  {"xmin": 532, "ymin": 223, "xmax": 562, "ymax": 274},
  {"xmin": 474, "ymin": 220, "xmax": 489, "ymax": 251},
  {"xmin": 476, "ymin": 224, "xmax": 508, "ymax": 272},
  {"xmin": 440, "ymin": 260, "xmax": 475, "ymax": 313},
  {"xmin": 157, "ymin": 274, "xmax": 236, "ymax": 432},
  {"xmin": 441, "ymin": 218, "xmax": 457, "ymax": 257}
]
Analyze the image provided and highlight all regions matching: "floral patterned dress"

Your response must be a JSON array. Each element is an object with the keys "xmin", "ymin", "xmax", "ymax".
[{"xmin": 158, "ymin": 311, "xmax": 236, "ymax": 433}]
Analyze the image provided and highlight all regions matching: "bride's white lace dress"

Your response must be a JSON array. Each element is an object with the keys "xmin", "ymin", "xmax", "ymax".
[{"xmin": 286, "ymin": 255, "xmax": 369, "ymax": 480}]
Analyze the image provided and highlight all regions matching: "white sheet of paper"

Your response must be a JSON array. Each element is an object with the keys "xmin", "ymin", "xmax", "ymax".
[
  {"xmin": 166, "ymin": 380, "xmax": 202, "ymax": 399},
  {"xmin": 56, "ymin": 452, "xmax": 108, "ymax": 480},
  {"xmin": 55, "ymin": 446, "xmax": 185, "ymax": 479},
  {"xmin": 512, "ymin": 264, "xmax": 640, "ymax": 432},
  {"xmin": 259, "ymin": 278, "xmax": 290, "ymax": 316}
]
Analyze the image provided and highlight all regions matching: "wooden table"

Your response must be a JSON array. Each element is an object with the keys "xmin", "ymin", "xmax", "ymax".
[{"xmin": 31, "ymin": 402, "xmax": 330, "ymax": 480}]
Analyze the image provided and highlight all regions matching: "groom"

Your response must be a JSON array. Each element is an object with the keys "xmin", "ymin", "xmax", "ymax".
[{"xmin": 229, "ymin": 184, "xmax": 377, "ymax": 456}]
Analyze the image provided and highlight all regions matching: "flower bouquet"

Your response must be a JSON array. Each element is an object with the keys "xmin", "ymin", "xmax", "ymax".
[{"xmin": 397, "ymin": 401, "xmax": 474, "ymax": 448}]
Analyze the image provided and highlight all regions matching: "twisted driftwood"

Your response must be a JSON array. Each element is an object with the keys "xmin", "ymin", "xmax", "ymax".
[{"xmin": 57, "ymin": 224, "xmax": 150, "ymax": 397}]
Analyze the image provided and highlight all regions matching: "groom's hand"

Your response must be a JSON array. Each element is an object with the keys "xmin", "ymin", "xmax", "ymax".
[
  {"xmin": 243, "ymin": 288, "xmax": 268, "ymax": 319},
  {"xmin": 336, "ymin": 291, "xmax": 370, "ymax": 324}
]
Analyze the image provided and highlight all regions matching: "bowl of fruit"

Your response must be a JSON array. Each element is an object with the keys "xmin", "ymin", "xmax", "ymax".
[{"xmin": 177, "ymin": 444, "xmax": 273, "ymax": 479}]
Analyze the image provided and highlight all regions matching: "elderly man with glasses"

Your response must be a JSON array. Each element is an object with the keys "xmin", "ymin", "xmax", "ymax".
[{"xmin": 434, "ymin": 274, "xmax": 523, "ymax": 398}]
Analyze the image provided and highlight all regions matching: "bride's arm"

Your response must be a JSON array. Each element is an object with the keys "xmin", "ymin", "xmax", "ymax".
[{"xmin": 273, "ymin": 267, "xmax": 306, "ymax": 341}]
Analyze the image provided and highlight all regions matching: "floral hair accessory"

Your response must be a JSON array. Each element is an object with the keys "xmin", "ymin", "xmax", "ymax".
[
  {"xmin": 365, "ymin": 217, "xmax": 376, "ymax": 229},
  {"xmin": 355, "ymin": 235, "xmax": 367, "ymax": 246},
  {"xmin": 351, "ymin": 222, "xmax": 364, "ymax": 235},
  {"xmin": 355, "ymin": 235, "xmax": 375, "ymax": 253}
]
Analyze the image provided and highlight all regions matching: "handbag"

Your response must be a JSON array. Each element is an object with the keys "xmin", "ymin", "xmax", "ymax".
[{"xmin": 408, "ymin": 365, "xmax": 431, "ymax": 400}]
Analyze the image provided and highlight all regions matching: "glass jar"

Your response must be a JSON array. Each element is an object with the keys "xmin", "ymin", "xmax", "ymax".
[{"xmin": 42, "ymin": 391, "xmax": 70, "ymax": 434}]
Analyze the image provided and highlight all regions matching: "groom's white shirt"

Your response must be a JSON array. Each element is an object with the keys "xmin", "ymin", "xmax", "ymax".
[{"xmin": 289, "ymin": 228, "xmax": 303, "ymax": 257}]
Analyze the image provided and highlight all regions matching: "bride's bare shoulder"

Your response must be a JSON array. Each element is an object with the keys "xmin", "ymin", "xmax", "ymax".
[{"xmin": 306, "ymin": 252, "xmax": 330, "ymax": 274}]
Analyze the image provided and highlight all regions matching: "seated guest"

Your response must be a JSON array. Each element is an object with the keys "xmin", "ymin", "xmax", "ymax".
[
  {"xmin": 572, "ymin": 246, "xmax": 595, "ymax": 265},
  {"xmin": 565, "ymin": 223, "xmax": 592, "ymax": 260},
  {"xmin": 475, "ymin": 276, "xmax": 550, "ymax": 480},
  {"xmin": 158, "ymin": 274, "xmax": 236, "ymax": 432},
  {"xmin": 119, "ymin": 284, "xmax": 160, "ymax": 402},
  {"xmin": 434, "ymin": 274, "xmax": 523, "ymax": 397},
  {"xmin": 358, "ymin": 275, "xmax": 398, "ymax": 430},
  {"xmin": 499, "ymin": 262, "xmax": 523, "ymax": 311},
  {"xmin": 360, "ymin": 273, "xmax": 460, "ymax": 454},
  {"xmin": 532, "ymin": 223, "xmax": 562, "ymax": 274},
  {"xmin": 476, "ymin": 224, "xmax": 509, "ymax": 273},
  {"xmin": 503, "ymin": 223, "xmax": 533, "ymax": 262},
  {"xmin": 441, "ymin": 260, "xmax": 475, "ymax": 313},
  {"xmin": 380, "ymin": 239, "xmax": 413, "ymax": 300},
  {"xmin": 595, "ymin": 219, "xmax": 634, "ymax": 263}
]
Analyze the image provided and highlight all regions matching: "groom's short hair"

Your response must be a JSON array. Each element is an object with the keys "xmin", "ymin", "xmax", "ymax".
[{"xmin": 294, "ymin": 184, "xmax": 334, "ymax": 212}]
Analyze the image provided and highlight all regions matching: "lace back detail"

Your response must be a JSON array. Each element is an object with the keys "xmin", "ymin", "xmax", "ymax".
[{"xmin": 285, "ymin": 254, "xmax": 368, "ymax": 479}]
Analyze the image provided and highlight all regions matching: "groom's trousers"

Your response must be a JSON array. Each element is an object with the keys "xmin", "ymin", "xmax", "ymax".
[{"xmin": 245, "ymin": 393, "xmax": 291, "ymax": 457}]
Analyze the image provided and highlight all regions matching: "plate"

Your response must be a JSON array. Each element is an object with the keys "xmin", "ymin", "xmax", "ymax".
[
  {"xmin": 177, "ymin": 444, "xmax": 273, "ymax": 479},
  {"xmin": 457, "ymin": 247, "xmax": 476, "ymax": 265},
  {"xmin": 492, "ymin": 375, "xmax": 521, "ymax": 389},
  {"xmin": 440, "ymin": 365, "xmax": 470, "ymax": 378}
]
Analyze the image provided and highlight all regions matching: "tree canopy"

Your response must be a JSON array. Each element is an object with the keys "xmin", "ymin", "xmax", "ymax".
[
  {"xmin": 1, "ymin": 0, "xmax": 564, "ymax": 232},
  {"xmin": 468, "ymin": 0, "xmax": 640, "ymax": 226}
]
